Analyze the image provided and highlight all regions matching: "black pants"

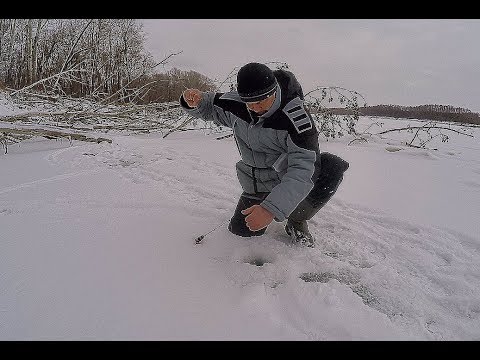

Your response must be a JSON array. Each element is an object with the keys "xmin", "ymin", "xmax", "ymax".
[{"xmin": 228, "ymin": 152, "xmax": 349, "ymax": 237}]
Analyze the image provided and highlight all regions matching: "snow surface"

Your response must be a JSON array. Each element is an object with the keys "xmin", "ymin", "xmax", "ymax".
[{"xmin": 1, "ymin": 96, "xmax": 480, "ymax": 340}]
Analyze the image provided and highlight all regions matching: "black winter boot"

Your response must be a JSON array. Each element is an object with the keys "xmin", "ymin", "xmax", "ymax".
[{"xmin": 285, "ymin": 219, "xmax": 315, "ymax": 248}]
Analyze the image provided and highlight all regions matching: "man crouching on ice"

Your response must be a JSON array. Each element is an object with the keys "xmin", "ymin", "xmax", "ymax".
[{"xmin": 180, "ymin": 62, "xmax": 349, "ymax": 247}]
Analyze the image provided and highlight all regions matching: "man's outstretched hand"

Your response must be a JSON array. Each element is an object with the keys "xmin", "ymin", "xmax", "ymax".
[
  {"xmin": 182, "ymin": 89, "xmax": 203, "ymax": 108},
  {"xmin": 241, "ymin": 205, "xmax": 274, "ymax": 231}
]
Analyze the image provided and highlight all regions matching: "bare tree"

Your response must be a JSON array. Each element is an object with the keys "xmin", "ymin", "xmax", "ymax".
[{"xmin": 1, "ymin": 19, "xmax": 156, "ymax": 101}]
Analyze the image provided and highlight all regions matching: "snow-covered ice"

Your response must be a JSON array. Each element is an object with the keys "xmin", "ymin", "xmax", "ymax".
[{"xmin": 1, "ymin": 100, "xmax": 479, "ymax": 340}]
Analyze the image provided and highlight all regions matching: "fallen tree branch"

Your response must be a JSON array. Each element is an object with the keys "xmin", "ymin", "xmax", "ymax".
[
  {"xmin": 162, "ymin": 115, "xmax": 195, "ymax": 138},
  {"xmin": 376, "ymin": 125, "xmax": 473, "ymax": 137},
  {"xmin": 0, "ymin": 107, "xmax": 168, "ymax": 123},
  {"xmin": 0, "ymin": 127, "xmax": 112, "ymax": 146}
]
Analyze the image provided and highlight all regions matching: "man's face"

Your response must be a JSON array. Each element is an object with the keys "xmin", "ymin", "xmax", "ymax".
[{"xmin": 245, "ymin": 92, "xmax": 276, "ymax": 115}]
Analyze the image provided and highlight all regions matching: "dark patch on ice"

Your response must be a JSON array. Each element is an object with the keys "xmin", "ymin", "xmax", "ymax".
[
  {"xmin": 350, "ymin": 283, "xmax": 379, "ymax": 306},
  {"xmin": 385, "ymin": 146, "xmax": 402, "ymax": 152},
  {"xmin": 270, "ymin": 281, "xmax": 281, "ymax": 288},
  {"xmin": 103, "ymin": 159, "xmax": 136, "ymax": 167},
  {"xmin": 323, "ymin": 247, "xmax": 385, "ymax": 269},
  {"xmin": 244, "ymin": 255, "xmax": 273, "ymax": 267},
  {"xmin": 300, "ymin": 271, "xmax": 336, "ymax": 283},
  {"xmin": 299, "ymin": 270, "xmax": 379, "ymax": 307},
  {"xmin": 324, "ymin": 251, "xmax": 340, "ymax": 259},
  {"xmin": 119, "ymin": 159, "xmax": 135, "ymax": 167},
  {"xmin": 299, "ymin": 269, "xmax": 360, "ymax": 285}
]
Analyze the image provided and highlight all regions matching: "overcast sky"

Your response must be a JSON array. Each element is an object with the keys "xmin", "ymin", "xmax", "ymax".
[{"xmin": 141, "ymin": 19, "xmax": 480, "ymax": 112}]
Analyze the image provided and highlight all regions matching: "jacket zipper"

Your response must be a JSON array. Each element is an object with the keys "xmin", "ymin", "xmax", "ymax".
[{"xmin": 247, "ymin": 111, "xmax": 260, "ymax": 194}]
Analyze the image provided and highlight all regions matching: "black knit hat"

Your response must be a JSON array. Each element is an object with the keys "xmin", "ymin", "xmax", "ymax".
[{"xmin": 236, "ymin": 62, "xmax": 278, "ymax": 102}]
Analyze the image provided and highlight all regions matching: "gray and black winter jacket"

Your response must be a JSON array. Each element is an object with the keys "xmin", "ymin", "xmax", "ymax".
[{"xmin": 179, "ymin": 69, "xmax": 321, "ymax": 222}]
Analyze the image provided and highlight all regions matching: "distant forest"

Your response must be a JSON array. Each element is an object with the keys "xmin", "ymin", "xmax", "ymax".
[
  {"xmin": 0, "ymin": 19, "xmax": 215, "ymax": 103},
  {"xmin": 328, "ymin": 104, "xmax": 480, "ymax": 125},
  {"xmin": 1, "ymin": 19, "xmax": 478, "ymax": 127}
]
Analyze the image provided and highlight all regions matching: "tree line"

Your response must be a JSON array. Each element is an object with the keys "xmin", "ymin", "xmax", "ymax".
[
  {"xmin": 0, "ymin": 19, "xmax": 215, "ymax": 103},
  {"xmin": 329, "ymin": 104, "xmax": 480, "ymax": 125}
]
